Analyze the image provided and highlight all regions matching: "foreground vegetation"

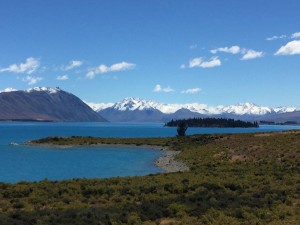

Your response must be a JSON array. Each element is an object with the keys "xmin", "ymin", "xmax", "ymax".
[
  {"xmin": 165, "ymin": 118, "xmax": 259, "ymax": 128},
  {"xmin": 0, "ymin": 131, "xmax": 299, "ymax": 224}
]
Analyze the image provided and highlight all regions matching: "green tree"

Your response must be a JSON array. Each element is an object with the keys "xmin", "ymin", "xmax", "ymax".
[{"xmin": 177, "ymin": 122, "xmax": 188, "ymax": 136}]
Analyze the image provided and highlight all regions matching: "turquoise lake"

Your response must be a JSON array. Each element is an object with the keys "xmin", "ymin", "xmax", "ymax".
[{"xmin": 0, "ymin": 122, "xmax": 299, "ymax": 183}]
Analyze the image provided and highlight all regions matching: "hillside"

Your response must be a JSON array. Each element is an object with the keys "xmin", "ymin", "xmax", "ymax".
[
  {"xmin": 0, "ymin": 130, "xmax": 299, "ymax": 224},
  {"xmin": 0, "ymin": 87, "xmax": 106, "ymax": 122}
]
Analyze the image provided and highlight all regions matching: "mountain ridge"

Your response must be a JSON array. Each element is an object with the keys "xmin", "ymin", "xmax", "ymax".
[
  {"xmin": 86, "ymin": 98, "xmax": 300, "ymax": 123},
  {"xmin": 87, "ymin": 97, "xmax": 299, "ymax": 115},
  {"xmin": 0, "ymin": 87, "xmax": 106, "ymax": 122}
]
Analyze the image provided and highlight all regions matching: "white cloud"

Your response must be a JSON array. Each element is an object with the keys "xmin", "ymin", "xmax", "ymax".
[
  {"xmin": 153, "ymin": 84, "xmax": 174, "ymax": 93},
  {"xmin": 181, "ymin": 88, "xmax": 201, "ymax": 94},
  {"xmin": 180, "ymin": 64, "xmax": 186, "ymax": 69},
  {"xmin": 189, "ymin": 58, "xmax": 202, "ymax": 68},
  {"xmin": 86, "ymin": 71, "xmax": 96, "ymax": 79},
  {"xmin": 63, "ymin": 60, "xmax": 83, "ymax": 71},
  {"xmin": 266, "ymin": 35, "xmax": 287, "ymax": 41},
  {"xmin": 210, "ymin": 45, "xmax": 241, "ymax": 54},
  {"xmin": 22, "ymin": 75, "xmax": 43, "ymax": 85},
  {"xmin": 0, "ymin": 57, "xmax": 39, "ymax": 74},
  {"xmin": 189, "ymin": 44, "xmax": 197, "ymax": 49},
  {"xmin": 57, "ymin": 75, "xmax": 69, "ymax": 80},
  {"xmin": 275, "ymin": 40, "xmax": 300, "ymax": 55},
  {"xmin": 189, "ymin": 57, "xmax": 221, "ymax": 68},
  {"xmin": 201, "ymin": 57, "xmax": 222, "ymax": 68},
  {"xmin": 291, "ymin": 32, "xmax": 300, "ymax": 39},
  {"xmin": 211, "ymin": 45, "xmax": 264, "ymax": 61},
  {"xmin": 86, "ymin": 61, "xmax": 136, "ymax": 79},
  {"xmin": 241, "ymin": 49, "xmax": 264, "ymax": 60},
  {"xmin": 110, "ymin": 62, "xmax": 135, "ymax": 72}
]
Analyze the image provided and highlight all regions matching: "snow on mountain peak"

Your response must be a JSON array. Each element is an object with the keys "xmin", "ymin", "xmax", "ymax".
[
  {"xmin": 219, "ymin": 102, "xmax": 273, "ymax": 115},
  {"xmin": 86, "ymin": 98, "xmax": 300, "ymax": 116},
  {"xmin": 273, "ymin": 106, "xmax": 299, "ymax": 113},
  {"xmin": 112, "ymin": 97, "xmax": 158, "ymax": 111},
  {"xmin": 26, "ymin": 87, "xmax": 61, "ymax": 94},
  {"xmin": 0, "ymin": 88, "xmax": 17, "ymax": 93},
  {"xmin": 238, "ymin": 102, "xmax": 257, "ymax": 107},
  {"xmin": 84, "ymin": 101, "xmax": 114, "ymax": 111}
]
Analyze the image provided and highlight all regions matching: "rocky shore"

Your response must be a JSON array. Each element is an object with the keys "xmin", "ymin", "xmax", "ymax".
[{"xmin": 155, "ymin": 150, "xmax": 189, "ymax": 173}]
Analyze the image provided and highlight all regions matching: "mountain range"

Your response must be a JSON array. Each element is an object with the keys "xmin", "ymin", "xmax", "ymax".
[
  {"xmin": 0, "ymin": 87, "xmax": 299, "ymax": 123},
  {"xmin": 87, "ymin": 97, "xmax": 300, "ymax": 123},
  {"xmin": 0, "ymin": 87, "xmax": 106, "ymax": 122}
]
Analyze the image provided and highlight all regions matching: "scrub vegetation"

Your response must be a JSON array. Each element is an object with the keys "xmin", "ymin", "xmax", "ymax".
[{"xmin": 0, "ymin": 130, "xmax": 299, "ymax": 224}]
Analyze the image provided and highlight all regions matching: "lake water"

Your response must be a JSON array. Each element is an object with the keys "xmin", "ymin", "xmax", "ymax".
[{"xmin": 1, "ymin": 122, "xmax": 299, "ymax": 183}]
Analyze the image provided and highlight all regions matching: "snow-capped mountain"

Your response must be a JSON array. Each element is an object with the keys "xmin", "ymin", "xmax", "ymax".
[
  {"xmin": 1, "ymin": 87, "xmax": 297, "ymax": 123},
  {"xmin": 25, "ymin": 87, "xmax": 62, "ymax": 94},
  {"xmin": 84, "ymin": 97, "xmax": 300, "ymax": 122},
  {"xmin": 0, "ymin": 87, "xmax": 62, "ymax": 94},
  {"xmin": 112, "ymin": 97, "xmax": 159, "ymax": 111},
  {"xmin": 273, "ymin": 106, "xmax": 299, "ymax": 114},
  {"xmin": 0, "ymin": 87, "xmax": 106, "ymax": 122},
  {"xmin": 87, "ymin": 97, "xmax": 299, "ymax": 115},
  {"xmin": 215, "ymin": 103, "xmax": 274, "ymax": 115},
  {"xmin": 0, "ymin": 87, "xmax": 18, "ymax": 93},
  {"xmin": 85, "ymin": 102, "xmax": 114, "ymax": 111}
]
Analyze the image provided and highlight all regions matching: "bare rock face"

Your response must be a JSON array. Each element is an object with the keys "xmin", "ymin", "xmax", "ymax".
[{"xmin": 0, "ymin": 87, "xmax": 106, "ymax": 122}]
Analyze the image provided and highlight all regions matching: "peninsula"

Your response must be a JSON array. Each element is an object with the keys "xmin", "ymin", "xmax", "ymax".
[{"xmin": 1, "ymin": 131, "xmax": 299, "ymax": 224}]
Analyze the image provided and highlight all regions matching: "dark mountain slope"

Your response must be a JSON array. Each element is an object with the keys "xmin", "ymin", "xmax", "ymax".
[
  {"xmin": 0, "ymin": 88, "xmax": 106, "ymax": 122},
  {"xmin": 99, "ymin": 108, "xmax": 166, "ymax": 122}
]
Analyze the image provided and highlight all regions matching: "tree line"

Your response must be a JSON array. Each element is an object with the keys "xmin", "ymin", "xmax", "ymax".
[{"xmin": 165, "ymin": 117, "xmax": 259, "ymax": 128}]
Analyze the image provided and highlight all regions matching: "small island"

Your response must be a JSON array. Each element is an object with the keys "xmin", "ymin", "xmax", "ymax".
[{"xmin": 165, "ymin": 117, "xmax": 259, "ymax": 128}]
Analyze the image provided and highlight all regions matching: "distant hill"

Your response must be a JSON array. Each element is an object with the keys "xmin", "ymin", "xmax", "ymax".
[{"xmin": 0, "ymin": 87, "xmax": 106, "ymax": 122}]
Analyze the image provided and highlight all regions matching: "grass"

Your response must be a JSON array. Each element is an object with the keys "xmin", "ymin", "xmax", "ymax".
[{"xmin": 0, "ymin": 130, "xmax": 299, "ymax": 224}]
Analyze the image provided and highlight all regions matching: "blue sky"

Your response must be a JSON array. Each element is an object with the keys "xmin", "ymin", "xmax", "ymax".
[{"xmin": 0, "ymin": 0, "xmax": 299, "ymax": 106}]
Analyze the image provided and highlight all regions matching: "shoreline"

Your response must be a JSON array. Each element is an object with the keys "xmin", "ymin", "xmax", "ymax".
[
  {"xmin": 25, "ymin": 142, "xmax": 190, "ymax": 174},
  {"xmin": 155, "ymin": 150, "xmax": 189, "ymax": 173}
]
